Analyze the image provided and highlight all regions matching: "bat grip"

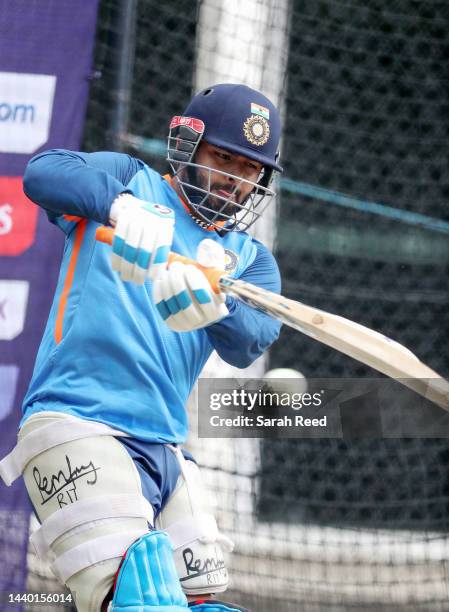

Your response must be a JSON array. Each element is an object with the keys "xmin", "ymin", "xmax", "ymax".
[{"xmin": 95, "ymin": 226, "xmax": 225, "ymax": 293}]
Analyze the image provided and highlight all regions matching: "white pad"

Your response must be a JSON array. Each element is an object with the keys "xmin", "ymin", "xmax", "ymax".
[
  {"xmin": 0, "ymin": 415, "xmax": 128, "ymax": 486},
  {"xmin": 30, "ymin": 493, "xmax": 154, "ymax": 559},
  {"xmin": 17, "ymin": 412, "xmax": 152, "ymax": 612},
  {"xmin": 156, "ymin": 446, "xmax": 233, "ymax": 595}
]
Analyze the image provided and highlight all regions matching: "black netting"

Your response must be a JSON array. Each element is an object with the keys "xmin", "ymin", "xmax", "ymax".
[
  {"xmin": 259, "ymin": 438, "xmax": 449, "ymax": 529},
  {"xmin": 78, "ymin": 1, "xmax": 449, "ymax": 609},
  {"xmin": 83, "ymin": 0, "xmax": 197, "ymax": 174},
  {"xmin": 262, "ymin": 2, "xmax": 449, "ymax": 606}
]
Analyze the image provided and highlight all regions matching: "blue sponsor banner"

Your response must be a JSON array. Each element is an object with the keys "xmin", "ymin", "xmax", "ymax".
[{"xmin": 0, "ymin": 0, "xmax": 99, "ymax": 602}]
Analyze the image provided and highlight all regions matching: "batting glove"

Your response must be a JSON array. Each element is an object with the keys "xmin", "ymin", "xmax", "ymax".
[
  {"xmin": 109, "ymin": 193, "xmax": 175, "ymax": 284},
  {"xmin": 153, "ymin": 239, "xmax": 229, "ymax": 331}
]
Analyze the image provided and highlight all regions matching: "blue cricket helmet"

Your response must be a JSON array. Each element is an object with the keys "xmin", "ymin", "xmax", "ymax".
[
  {"xmin": 167, "ymin": 83, "xmax": 282, "ymax": 233},
  {"xmin": 182, "ymin": 83, "xmax": 283, "ymax": 173}
]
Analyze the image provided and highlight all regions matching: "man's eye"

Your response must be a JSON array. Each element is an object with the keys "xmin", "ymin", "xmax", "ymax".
[{"xmin": 216, "ymin": 151, "xmax": 230, "ymax": 161}]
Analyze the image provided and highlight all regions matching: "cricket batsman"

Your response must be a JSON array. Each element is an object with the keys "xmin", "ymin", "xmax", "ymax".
[{"xmin": 0, "ymin": 84, "xmax": 283, "ymax": 611}]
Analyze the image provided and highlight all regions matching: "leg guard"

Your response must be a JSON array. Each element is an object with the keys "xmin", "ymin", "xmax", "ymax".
[
  {"xmin": 110, "ymin": 530, "xmax": 187, "ymax": 611},
  {"xmin": 2, "ymin": 412, "xmax": 153, "ymax": 612},
  {"xmin": 156, "ymin": 447, "xmax": 233, "ymax": 596}
]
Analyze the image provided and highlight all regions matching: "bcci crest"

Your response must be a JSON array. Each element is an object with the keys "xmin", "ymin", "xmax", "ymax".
[
  {"xmin": 243, "ymin": 115, "xmax": 270, "ymax": 146},
  {"xmin": 224, "ymin": 249, "xmax": 238, "ymax": 272}
]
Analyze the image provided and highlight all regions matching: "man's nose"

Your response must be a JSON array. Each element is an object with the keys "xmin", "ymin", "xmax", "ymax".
[{"xmin": 227, "ymin": 160, "xmax": 247, "ymax": 180}]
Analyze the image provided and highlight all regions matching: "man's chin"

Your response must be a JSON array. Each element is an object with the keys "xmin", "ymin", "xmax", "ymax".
[
  {"xmin": 203, "ymin": 211, "xmax": 233, "ymax": 224},
  {"xmin": 207, "ymin": 196, "xmax": 239, "ymax": 218}
]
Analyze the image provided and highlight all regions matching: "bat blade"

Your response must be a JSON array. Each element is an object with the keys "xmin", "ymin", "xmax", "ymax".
[
  {"xmin": 219, "ymin": 277, "xmax": 449, "ymax": 411},
  {"xmin": 95, "ymin": 226, "xmax": 449, "ymax": 410}
]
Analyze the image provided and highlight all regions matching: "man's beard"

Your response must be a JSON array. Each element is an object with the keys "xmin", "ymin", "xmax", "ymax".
[
  {"xmin": 194, "ymin": 170, "xmax": 245, "ymax": 222},
  {"xmin": 177, "ymin": 164, "xmax": 253, "ymax": 227}
]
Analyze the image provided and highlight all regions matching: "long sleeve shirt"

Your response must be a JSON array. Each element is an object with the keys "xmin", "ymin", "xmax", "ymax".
[{"xmin": 21, "ymin": 150, "xmax": 281, "ymax": 443}]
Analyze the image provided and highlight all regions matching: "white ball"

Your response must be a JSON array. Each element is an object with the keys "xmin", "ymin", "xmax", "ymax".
[{"xmin": 263, "ymin": 368, "xmax": 308, "ymax": 395}]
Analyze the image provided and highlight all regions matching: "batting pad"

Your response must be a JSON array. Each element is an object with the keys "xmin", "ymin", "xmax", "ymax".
[{"xmin": 17, "ymin": 412, "xmax": 152, "ymax": 612}]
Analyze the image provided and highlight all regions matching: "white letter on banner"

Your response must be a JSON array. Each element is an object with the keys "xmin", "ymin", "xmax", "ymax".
[
  {"xmin": 0, "ymin": 72, "xmax": 56, "ymax": 154},
  {"xmin": 0, "ymin": 365, "xmax": 19, "ymax": 420},
  {"xmin": 0, "ymin": 280, "xmax": 29, "ymax": 340}
]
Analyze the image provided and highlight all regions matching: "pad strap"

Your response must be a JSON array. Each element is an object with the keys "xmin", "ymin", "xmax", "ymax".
[
  {"xmin": 165, "ymin": 445, "xmax": 233, "ymax": 553},
  {"xmin": 0, "ymin": 417, "xmax": 128, "ymax": 486},
  {"xmin": 52, "ymin": 529, "xmax": 145, "ymax": 583},
  {"xmin": 30, "ymin": 494, "xmax": 154, "ymax": 558},
  {"xmin": 166, "ymin": 514, "xmax": 218, "ymax": 549}
]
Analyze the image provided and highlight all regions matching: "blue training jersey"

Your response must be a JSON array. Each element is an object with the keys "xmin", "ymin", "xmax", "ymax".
[{"xmin": 21, "ymin": 150, "xmax": 281, "ymax": 443}]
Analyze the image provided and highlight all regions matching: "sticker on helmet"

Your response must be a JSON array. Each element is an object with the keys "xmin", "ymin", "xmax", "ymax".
[
  {"xmin": 251, "ymin": 102, "xmax": 270, "ymax": 120},
  {"xmin": 170, "ymin": 115, "xmax": 205, "ymax": 134},
  {"xmin": 224, "ymin": 249, "xmax": 239, "ymax": 272},
  {"xmin": 243, "ymin": 115, "xmax": 270, "ymax": 146}
]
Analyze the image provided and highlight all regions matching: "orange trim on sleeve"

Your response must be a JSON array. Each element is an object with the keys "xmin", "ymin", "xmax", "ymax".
[
  {"xmin": 54, "ymin": 218, "xmax": 88, "ymax": 344},
  {"xmin": 163, "ymin": 174, "xmax": 191, "ymax": 215},
  {"xmin": 63, "ymin": 214, "xmax": 83, "ymax": 222}
]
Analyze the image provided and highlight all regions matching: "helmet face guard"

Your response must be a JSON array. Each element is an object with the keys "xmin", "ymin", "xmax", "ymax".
[
  {"xmin": 167, "ymin": 116, "xmax": 275, "ymax": 232},
  {"xmin": 166, "ymin": 84, "xmax": 283, "ymax": 233}
]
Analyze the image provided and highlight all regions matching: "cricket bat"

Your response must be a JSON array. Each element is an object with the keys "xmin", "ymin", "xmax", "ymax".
[{"xmin": 96, "ymin": 226, "xmax": 449, "ymax": 411}]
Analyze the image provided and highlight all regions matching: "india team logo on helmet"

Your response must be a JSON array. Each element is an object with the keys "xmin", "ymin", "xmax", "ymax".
[
  {"xmin": 177, "ymin": 83, "xmax": 282, "ymax": 172},
  {"xmin": 167, "ymin": 83, "xmax": 283, "ymax": 233},
  {"xmin": 243, "ymin": 115, "xmax": 270, "ymax": 146}
]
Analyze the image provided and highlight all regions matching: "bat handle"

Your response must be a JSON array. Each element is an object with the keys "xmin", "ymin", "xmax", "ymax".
[{"xmin": 95, "ymin": 226, "xmax": 225, "ymax": 294}]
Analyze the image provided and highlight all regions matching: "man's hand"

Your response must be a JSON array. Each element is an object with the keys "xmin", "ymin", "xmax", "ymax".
[
  {"xmin": 109, "ymin": 193, "xmax": 174, "ymax": 284},
  {"xmin": 153, "ymin": 239, "xmax": 229, "ymax": 331}
]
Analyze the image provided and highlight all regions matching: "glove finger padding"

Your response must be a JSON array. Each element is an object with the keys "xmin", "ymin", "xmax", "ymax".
[
  {"xmin": 117, "ymin": 210, "xmax": 145, "ymax": 283},
  {"xmin": 153, "ymin": 269, "xmax": 185, "ymax": 333},
  {"xmin": 168, "ymin": 263, "xmax": 205, "ymax": 330},
  {"xmin": 111, "ymin": 210, "xmax": 131, "ymax": 275},
  {"xmin": 184, "ymin": 263, "xmax": 228, "ymax": 326},
  {"xmin": 153, "ymin": 264, "xmax": 199, "ymax": 333},
  {"xmin": 153, "ymin": 261, "xmax": 228, "ymax": 332},
  {"xmin": 110, "ymin": 195, "xmax": 174, "ymax": 285}
]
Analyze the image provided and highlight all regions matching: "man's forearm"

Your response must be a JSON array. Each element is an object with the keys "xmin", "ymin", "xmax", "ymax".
[
  {"xmin": 206, "ymin": 297, "xmax": 281, "ymax": 368},
  {"xmin": 23, "ymin": 149, "xmax": 133, "ymax": 224}
]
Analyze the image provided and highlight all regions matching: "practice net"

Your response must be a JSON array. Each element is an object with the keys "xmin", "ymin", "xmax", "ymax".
[{"xmin": 26, "ymin": 0, "xmax": 449, "ymax": 610}]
